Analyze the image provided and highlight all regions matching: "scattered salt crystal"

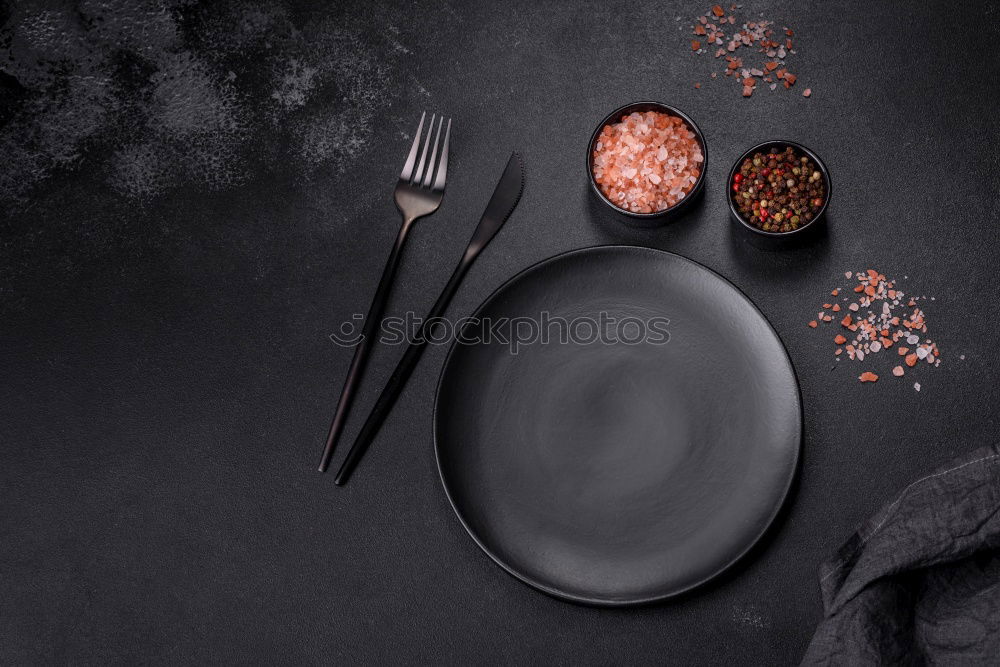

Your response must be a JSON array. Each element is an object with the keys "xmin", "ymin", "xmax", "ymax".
[
  {"xmin": 914, "ymin": 382, "xmax": 921, "ymax": 391},
  {"xmin": 808, "ymin": 269, "xmax": 945, "ymax": 386},
  {"xmin": 686, "ymin": 8, "xmax": 807, "ymax": 98}
]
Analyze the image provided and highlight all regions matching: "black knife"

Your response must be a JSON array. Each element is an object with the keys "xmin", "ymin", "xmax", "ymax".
[{"xmin": 334, "ymin": 152, "xmax": 525, "ymax": 485}]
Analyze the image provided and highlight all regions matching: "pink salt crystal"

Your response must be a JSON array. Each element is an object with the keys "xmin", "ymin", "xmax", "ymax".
[
  {"xmin": 803, "ymin": 88, "xmax": 811, "ymax": 97},
  {"xmin": 590, "ymin": 110, "xmax": 703, "ymax": 213}
]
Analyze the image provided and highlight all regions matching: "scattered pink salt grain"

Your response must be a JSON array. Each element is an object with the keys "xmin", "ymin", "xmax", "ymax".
[
  {"xmin": 809, "ymin": 269, "xmax": 946, "ymax": 390},
  {"xmin": 688, "ymin": 7, "xmax": 810, "ymax": 98},
  {"xmin": 803, "ymin": 88, "xmax": 812, "ymax": 97},
  {"xmin": 591, "ymin": 110, "xmax": 704, "ymax": 214}
]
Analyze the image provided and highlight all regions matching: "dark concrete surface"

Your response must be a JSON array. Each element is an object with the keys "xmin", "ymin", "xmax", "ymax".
[{"xmin": 1, "ymin": 0, "xmax": 998, "ymax": 664}]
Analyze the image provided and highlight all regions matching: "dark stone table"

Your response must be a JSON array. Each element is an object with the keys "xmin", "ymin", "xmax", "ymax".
[{"xmin": 2, "ymin": 1, "xmax": 997, "ymax": 663}]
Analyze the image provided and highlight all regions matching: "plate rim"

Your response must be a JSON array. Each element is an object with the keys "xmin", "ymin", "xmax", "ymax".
[{"xmin": 432, "ymin": 244, "xmax": 803, "ymax": 606}]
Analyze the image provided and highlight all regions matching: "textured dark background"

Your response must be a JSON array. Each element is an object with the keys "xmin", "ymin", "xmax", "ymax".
[{"xmin": 1, "ymin": 0, "xmax": 998, "ymax": 664}]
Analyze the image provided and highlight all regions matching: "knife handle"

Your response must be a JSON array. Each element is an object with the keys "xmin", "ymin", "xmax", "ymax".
[{"xmin": 334, "ymin": 257, "xmax": 471, "ymax": 485}]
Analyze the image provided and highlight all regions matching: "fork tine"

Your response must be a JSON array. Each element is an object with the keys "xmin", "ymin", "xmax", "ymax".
[
  {"xmin": 432, "ymin": 118, "xmax": 451, "ymax": 192},
  {"xmin": 399, "ymin": 111, "xmax": 426, "ymax": 181},
  {"xmin": 421, "ymin": 116, "xmax": 444, "ymax": 188},
  {"xmin": 412, "ymin": 113, "xmax": 436, "ymax": 183}
]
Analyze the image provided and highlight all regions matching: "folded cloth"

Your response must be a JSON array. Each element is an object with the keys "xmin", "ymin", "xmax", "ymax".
[{"xmin": 803, "ymin": 444, "xmax": 1000, "ymax": 665}]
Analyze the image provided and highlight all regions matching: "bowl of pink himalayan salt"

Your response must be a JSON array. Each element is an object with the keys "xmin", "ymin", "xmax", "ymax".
[{"xmin": 588, "ymin": 102, "xmax": 707, "ymax": 222}]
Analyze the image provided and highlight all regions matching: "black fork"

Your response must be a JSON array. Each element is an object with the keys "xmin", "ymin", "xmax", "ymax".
[{"xmin": 318, "ymin": 112, "xmax": 451, "ymax": 472}]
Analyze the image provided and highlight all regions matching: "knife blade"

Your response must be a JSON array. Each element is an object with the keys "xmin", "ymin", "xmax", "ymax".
[{"xmin": 463, "ymin": 151, "xmax": 525, "ymax": 256}]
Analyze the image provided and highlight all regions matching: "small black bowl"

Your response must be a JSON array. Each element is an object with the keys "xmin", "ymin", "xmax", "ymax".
[
  {"xmin": 587, "ymin": 101, "xmax": 707, "ymax": 225},
  {"xmin": 727, "ymin": 140, "xmax": 831, "ymax": 237}
]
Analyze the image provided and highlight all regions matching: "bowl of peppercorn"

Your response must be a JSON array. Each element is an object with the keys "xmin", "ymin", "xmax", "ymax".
[{"xmin": 728, "ymin": 141, "xmax": 830, "ymax": 236}]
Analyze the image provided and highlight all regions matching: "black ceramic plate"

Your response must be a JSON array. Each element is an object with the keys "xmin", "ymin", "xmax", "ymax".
[{"xmin": 434, "ymin": 246, "xmax": 801, "ymax": 605}]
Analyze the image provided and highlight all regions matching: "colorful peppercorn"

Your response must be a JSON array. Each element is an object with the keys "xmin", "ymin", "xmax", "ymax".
[{"xmin": 731, "ymin": 145, "xmax": 826, "ymax": 233}]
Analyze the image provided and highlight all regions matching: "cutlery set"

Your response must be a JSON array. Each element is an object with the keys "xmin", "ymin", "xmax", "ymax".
[{"xmin": 318, "ymin": 112, "xmax": 524, "ymax": 484}]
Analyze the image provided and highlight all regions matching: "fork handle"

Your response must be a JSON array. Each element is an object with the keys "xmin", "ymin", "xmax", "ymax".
[
  {"xmin": 333, "ymin": 256, "xmax": 471, "ymax": 485},
  {"xmin": 318, "ymin": 221, "xmax": 412, "ymax": 472}
]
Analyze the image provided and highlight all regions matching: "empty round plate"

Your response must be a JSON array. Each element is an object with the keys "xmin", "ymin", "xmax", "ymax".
[{"xmin": 434, "ymin": 246, "xmax": 801, "ymax": 605}]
